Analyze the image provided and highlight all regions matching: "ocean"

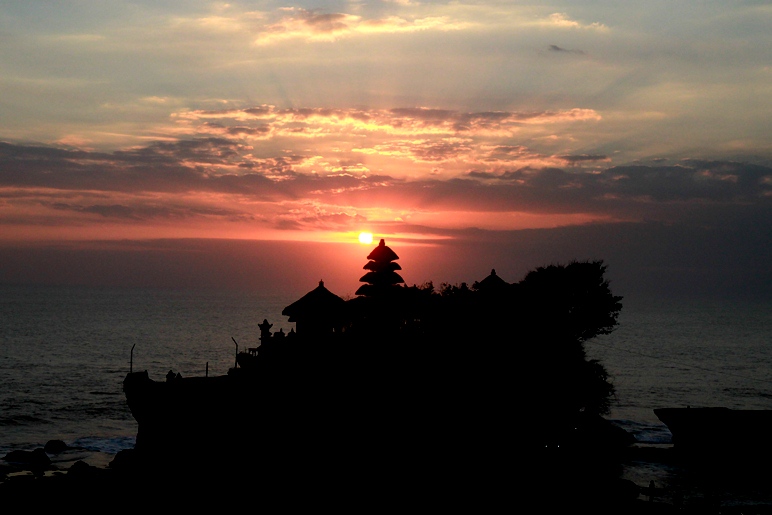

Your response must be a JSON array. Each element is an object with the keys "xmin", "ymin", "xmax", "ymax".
[
  {"xmin": 1, "ymin": 284, "xmax": 771, "ymax": 507},
  {"xmin": 0, "ymin": 284, "xmax": 298, "ymax": 460}
]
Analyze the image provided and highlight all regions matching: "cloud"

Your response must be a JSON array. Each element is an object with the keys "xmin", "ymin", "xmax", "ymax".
[
  {"xmin": 558, "ymin": 154, "xmax": 611, "ymax": 165},
  {"xmin": 539, "ymin": 13, "xmax": 608, "ymax": 31},
  {"xmin": 254, "ymin": 8, "xmax": 467, "ymax": 45},
  {"xmin": 176, "ymin": 105, "xmax": 601, "ymax": 139},
  {"xmin": 74, "ymin": 204, "xmax": 139, "ymax": 219},
  {"xmin": 604, "ymin": 161, "xmax": 772, "ymax": 202},
  {"xmin": 356, "ymin": 138, "xmax": 474, "ymax": 163},
  {"xmin": 2, "ymin": 128, "xmax": 771, "ymax": 301},
  {"xmin": 548, "ymin": 44, "xmax": 586, "ymax": 55},
  {"xmin": 1, "ymin": 106, "xmax": 770, "ymax": 239},
  {"xmin": 1, "ymin": 2, "xmax": 770, "ymax": 300}
]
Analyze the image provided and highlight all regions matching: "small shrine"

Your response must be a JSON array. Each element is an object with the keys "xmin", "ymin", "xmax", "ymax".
[
  {"xmin": 258, "ymin": 318, "xmax": 273, "ymax": 342},
  {"xmin": 281, "ymin": 280, "xmax": 346, "ymax": 338},
  {"xmin": 473, "ymin": 268, "xmax": 510, "ymax": 293}
]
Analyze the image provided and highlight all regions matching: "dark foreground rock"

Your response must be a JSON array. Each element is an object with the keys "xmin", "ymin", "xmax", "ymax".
[{"xmin": 3, "ymin": 446, "xmax": 770, "ymax": 514}]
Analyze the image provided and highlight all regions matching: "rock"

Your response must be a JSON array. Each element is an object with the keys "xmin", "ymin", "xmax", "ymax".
[
  {"xmin": 44, "ymin": 439, "xmax": 69, "ymax": 454},
  {"xmin": 109, "ymin": 448, "xmax": 138, "ymax": 472},
  {"xmin": 67, "ymin": 460, "xmax": 96, "ymax": 478},
  {"xmin": 3, "ymin": 448, "xmax": 51, "ymax": 467},
  {"xmin": 612, "ymin": 478, "xmax": 641, "ymax": 501}
]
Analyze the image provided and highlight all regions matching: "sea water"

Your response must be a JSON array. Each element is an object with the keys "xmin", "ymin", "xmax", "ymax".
[
  {"xmin": 0, "ymin": 284, "xmax": 297, "ymax": 457},
  {"xmin": 1, "ymin": 284, "xmax": 771, "ymax": 505},
  {"xmin": 589, "ymin": 295, "xmax": 772, "ymax": 434},
  {"xmin": 587, "ymin": 295, "xmax": 772, "ymax": 508}
]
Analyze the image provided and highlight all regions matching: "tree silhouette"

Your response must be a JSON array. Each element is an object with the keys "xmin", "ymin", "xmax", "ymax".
[
  {"xmin": 380, "ymin": 259, "xmax": 624, "ymax": 450},
  {"xmin": 265, "ymin": 243, "xmax": 623, "ymax": 457}
]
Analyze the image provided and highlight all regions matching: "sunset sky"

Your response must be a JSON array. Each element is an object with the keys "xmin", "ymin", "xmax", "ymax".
[{"xmin": 1, "ymin": 1, "xmax": 770, "ymax": 300}]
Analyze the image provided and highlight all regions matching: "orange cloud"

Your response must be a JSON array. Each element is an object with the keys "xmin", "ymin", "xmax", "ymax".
[
  {"xmin": 254, "ymin": 8, "xmax": 468, "ymax": 45},
  {"xmin": 3, "ymin": 108, "xmax": 768, "ymax": 247},
  {"xmin": 175, "ymin": 105, "xmax": 601, "ymax": 139}
]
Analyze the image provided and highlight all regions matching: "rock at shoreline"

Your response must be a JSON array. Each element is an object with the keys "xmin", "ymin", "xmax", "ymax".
[
  {"xmin": 43, "ymin": 439, "xmax": 69, "ymax": 454},
  {"xmin": 2, "ymin": 448, "xmax": 51, "ymax": 468}
]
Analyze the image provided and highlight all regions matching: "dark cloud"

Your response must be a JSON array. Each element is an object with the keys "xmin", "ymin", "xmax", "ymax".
[
  {"xmin": 559, "ymin": 154, "xmax": 610, "ymax": 164},
  {"xmin": 335, "ymin": 162, "xmax": 772, "ymax": 229},
  {"xmin": 299, "ymin": 11, "xmax": 353, "ymax": 33},
  {"xmin": 484, "ymin": 145, "xmax": 531, "ymax": 158},
  {"xmin": 390, "ymin": 107, "xmax": 457, "ymax": 121},
  {"xmin": 201, "ymin": 122, "xmax": 271, "ymax": 137},
  {"xmin": 79, "ymin": 204, "xmax": 138, "ymax": 219},
  {"xmin": 466, "ymin": 170, "xmax": 502, "ymax": 180},
  {"xmin": 116, "ymin": 138, "xmax": 244, "ymax": 164},
  {"xmin": 42, "ymin": 201, "xmax": 254, "ymax": 224},
  {"xmin": 601, "ymin": 162, "xmax": 772, "ymax": 202},
  {"xmin": 548, "ymin": 44, "xmax": 586, "ymax": 54},
  {"xmin": 1, "ymin": 139, "xmax": 770, "ymax": 237},
  {"xmin": 243, "ymin": 106, "xmax": 274, "ymax": 117},
  {"xmin": 0, "ymin": 140, "xmax": 290, "ymax": 197},
  {"xmin": 403, "ymin": 139, "xmax": 473, "ymax": 162},
  {"xmin": 0, "ymin": 141, "xmax": 200, "ymax": 192}
]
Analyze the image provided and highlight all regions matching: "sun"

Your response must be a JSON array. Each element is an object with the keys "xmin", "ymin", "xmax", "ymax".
[{"xmin": 358, "ymin": 232, "xmax": 373, "ymax": 244}]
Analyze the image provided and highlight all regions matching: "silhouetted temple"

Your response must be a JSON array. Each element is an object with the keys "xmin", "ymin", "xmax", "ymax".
[
  {"xmin": 122, "ymin": 236, "xmax": 630, "ymax": 509},
  {"xmin": 281, "ymin": 280, "xmax": 345, "ymax": 338},
  {"xmin": 474, "ymin": 268, "xmax": 510, "ymax": 292},
  {"xmin": 275, "ymin": 240, "xmax": 514, "ymax": 342}
]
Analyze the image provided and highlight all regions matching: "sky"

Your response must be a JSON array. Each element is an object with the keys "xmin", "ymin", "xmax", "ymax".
[{"xmin": 1, "ymin": 1, "xmax": 771, "ymax": 300}]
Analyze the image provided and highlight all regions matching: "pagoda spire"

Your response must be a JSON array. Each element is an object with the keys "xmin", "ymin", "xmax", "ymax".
[{"xmin": 355, "ymin": 239, "xmax": 404, "ymax": 297}]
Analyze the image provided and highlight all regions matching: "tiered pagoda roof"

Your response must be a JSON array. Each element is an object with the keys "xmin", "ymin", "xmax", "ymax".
[{"xmin": 355, "ymin": 239, "xmax": 404, "ymax": 296}]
